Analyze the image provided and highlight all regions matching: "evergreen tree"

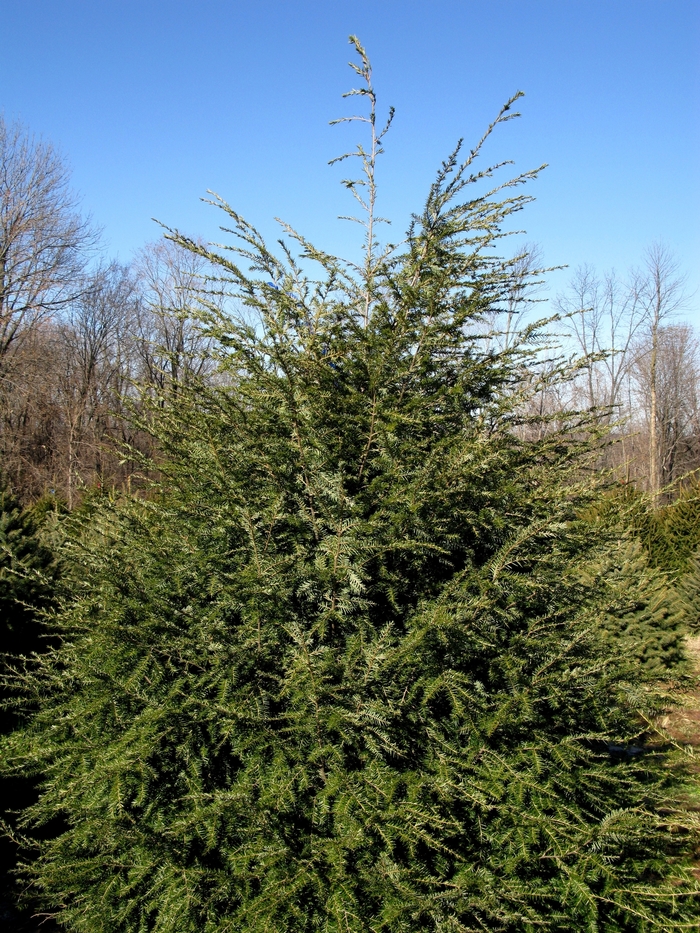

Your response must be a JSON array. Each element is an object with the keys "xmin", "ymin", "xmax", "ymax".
[
  {"xmin": 0, "ymin": 490, "xmax": 57, "ymax": 659},
  {"xmin": 2, "ymin": 39, "xmax": 698, "ymax": 932},
  {"xmin": 0, "ymin": 487, "xmax": 58, "ymax": 922},
  {"xmin": 677, "ymin": 549, "xmax": 700, "ymax": 634},
  {"xmin": 626, "ymin": 480, "xmax": 700, "ymax": 577}
]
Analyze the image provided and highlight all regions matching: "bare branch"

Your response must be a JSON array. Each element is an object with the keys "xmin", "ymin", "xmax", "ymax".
[{"xmin": 0, "ymin": 115, "xmax": 97, "ymax": 366}]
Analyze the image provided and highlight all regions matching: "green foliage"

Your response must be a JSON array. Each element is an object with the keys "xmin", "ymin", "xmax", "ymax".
[
  {"xmin": 678, "ymin": 555, "xmax": 700, "ymax": 634},
  {"xmin": 582, "ymin": 540, "xmax": 690, "ymax": 676},
  {"xmin": 622, "ymin": 482, "xmax": 700, "ymax": 634},
  {"xmin": 628, "ymin": 481, "xmax": 700, "ymax": 577},
  {"xmin": 0, "ymin": 488, "xmax": 57, "ymax": 662},
  {"xmin": 0, "ymin": 486, "xmax": 58, "ymax": 916},
  {"xmin": 3, "ymin": 40, "xmax": 699, "ymax": 932}
]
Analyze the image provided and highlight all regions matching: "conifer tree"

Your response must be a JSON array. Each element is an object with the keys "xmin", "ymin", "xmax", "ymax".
[
  {"xmin": 0, "ymin": 487, "xmax": 58, "ymax": 918},
  {"xmin": 0, "ymin": 490, "xmax": 56, "ymax": 662},
  {"xmin": 2, "ymin": 39, "xmax": 699, "ymax": 932},
  {"xmin": 625, "ymin": 486, "xmax": 693, "ymax": 576},
  {"xmin": 651, "ymin": 483, "xmax": 700, "ymax": 575}
]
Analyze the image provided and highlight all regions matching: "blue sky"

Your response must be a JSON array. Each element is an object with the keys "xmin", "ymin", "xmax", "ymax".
[{"xmin": 2, "ymin": 1, "xmax": 699, "ymax": 316}]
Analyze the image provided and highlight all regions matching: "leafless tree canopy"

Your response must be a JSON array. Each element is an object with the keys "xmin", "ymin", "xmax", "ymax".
[
  {"xmin": 134, "ymin": 239, "xmax": 215, "ymax": 393},
  {"xmin": 0, "ymin": 118, "xmax": 216, "ymax": 504},
  {"xmin": 552, "ymin": 244, "xmax": 698, "ymax": 498},
  {"xmin": 0, "ymin": 116, "xmax": 96, "ymax": 365}
]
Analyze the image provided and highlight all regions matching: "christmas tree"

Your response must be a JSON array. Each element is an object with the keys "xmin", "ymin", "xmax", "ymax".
[{"xmin": 3, "ymin": 39, "xmax": 698, "ymax": 932}]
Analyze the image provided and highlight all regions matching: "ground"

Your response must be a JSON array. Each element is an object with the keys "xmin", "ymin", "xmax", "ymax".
[{"xmin": 656, "ymin": 635, "xmax": 700, "ymax": 879}]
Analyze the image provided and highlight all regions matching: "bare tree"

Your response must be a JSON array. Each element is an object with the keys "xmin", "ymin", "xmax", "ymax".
[
  {"xmin": 0, "ymin": 116, "xmax": 96, "ymax": 367},
  {"xmin": 0, "ymin": 120, "xmax": 221, "ymax": 505},
  {"xmin": 134, "ymin": 239, "xmax": 215, "ymax": 394},
  {"xmin": 55, "ymin": 262, "xmax": 138, "ymax": 507},
  {"xmin": 0, "ymin": 320, "xmax": 63, "ymax": 497},
  {"xmin": 631, "ymin": 244, "xmax": 688, "ymax": 500},
  {"xmin": 556, "ymin": 246, "xmax": 692, "ymax": 494},
  {"xmin": 0, "ymin": 261, "xmax": 145, "ymax": 505},
  {"xmin": 631, "ymin": 324, "xmax": 700, "ymax": 493},
  {"xmin": 555, "ymin": 265, "xmax": 646, "ymax": 417}
]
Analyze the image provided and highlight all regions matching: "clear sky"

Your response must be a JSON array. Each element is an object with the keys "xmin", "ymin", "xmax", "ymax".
[{"xmin": 2, "ymin": 1, "xmax": 699, "ymax": 317}]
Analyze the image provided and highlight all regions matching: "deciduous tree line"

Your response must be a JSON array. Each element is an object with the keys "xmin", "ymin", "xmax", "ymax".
[
  {"xmin": 554, "ymin": 246, "xmax": 699, "ymax": 499},
  {"xmin": 1, "ymin": 114, "xmax": 216, "ymax": 506}
]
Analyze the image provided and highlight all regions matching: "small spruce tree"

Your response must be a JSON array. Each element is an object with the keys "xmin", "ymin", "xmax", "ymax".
[{"xmin": 3, "ymin": 39, "xmax": 699, "ymax": 932}]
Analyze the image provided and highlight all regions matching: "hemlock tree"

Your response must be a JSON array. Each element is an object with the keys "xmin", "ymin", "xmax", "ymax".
[
  {"xmin": 3, "ymin": 39, "xmax": 699, "ymax": 932},
  {"xmin": 0, "ymin": 487, "xmax": 57, "ymax": 913}
]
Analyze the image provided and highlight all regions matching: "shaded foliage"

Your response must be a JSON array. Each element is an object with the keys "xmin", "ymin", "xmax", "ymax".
[{"xmin": 0, "ymin": 487, "xmax": 59, "ymax": 920}]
